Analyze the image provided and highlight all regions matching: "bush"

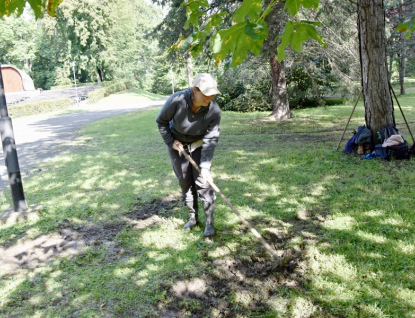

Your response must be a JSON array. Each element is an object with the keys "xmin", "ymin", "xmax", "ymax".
[
  {"xmin": 217, "ymin": 76, "xmax": 272, "ymax": 112},
  {"xmin": 324, "ymin": 98, "xmax": 344, "ymax": 106},
  {"xmin": 88, "ymin": 80, "xmax": 133, "ymax": 104},
  {"xmin": 8, "ymin": 98, "xmax": 72, "ymax": 118},
  {"xmin": 222, "ymin": 88, "xmax": 272, "ymax": 112}
]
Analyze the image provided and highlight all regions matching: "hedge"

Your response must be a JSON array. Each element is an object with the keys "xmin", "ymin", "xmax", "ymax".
[
  {"xmin": 8, "ymin": 98, "xmax": 73, "ymax": 118},
  {"xmin": 87, "ymin": 80, "xmax": 133, "ymax": 104},
  {"xmin": 7, "ymin": 80, "xmax": 133, "ymax": 118}
]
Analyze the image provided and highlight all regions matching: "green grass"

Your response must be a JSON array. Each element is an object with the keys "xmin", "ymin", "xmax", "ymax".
[{"xmin": 0, "ymin": 87, "xmax": 415, "ymax": 317}]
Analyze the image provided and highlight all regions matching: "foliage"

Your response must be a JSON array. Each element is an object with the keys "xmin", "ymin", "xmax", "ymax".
[
  {"xmin": 110, "ymin": 0, "xmax": 163, "ymax": 90},
  {"xmin": 0, "ymin": 14, "xmax": 39, "ymax": 73},
  {"xmin": 51, "ymin": 0, "xmax": 117, "ymax": 82},
  {"xmin": 8, "ymin": 98, "xmax": 72, "ymax": 118},
  {"xmin": 179, "ymin": 0, "xmax": 326, "ymax": 66},
  {"xmin": 215, "ymin": 62, "xmax": 272, "ymax": 112},
  {"xmin": 87, "ymin": 80, "xmax": 133, "ymax": 104},
  {"xmin": 396, "ymin": 17, "xmax": 415, "ymax": 39},
  {"xmin": 1, "ymin": 0, "xmax": 164, "ymax": 90},
  {"xmin": 1, "ymin": 88, "xmax": 415, "ymax": 317},
  {"xmin": 0, "ymin": 0, "xmax": 63, "ymax": 18}
]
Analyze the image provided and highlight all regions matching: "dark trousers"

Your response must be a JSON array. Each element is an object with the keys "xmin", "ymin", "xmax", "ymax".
[{"xmin": 167, "ymin": 146, "xmax": 215, "ymax": 204}]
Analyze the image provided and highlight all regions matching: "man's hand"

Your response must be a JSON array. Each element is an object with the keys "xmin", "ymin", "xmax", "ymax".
[
  {"xmin": 200, "ymin": 168, "xmax": 213, "ymax": 183},
  {"xmin": 172, "ymin": 140, "xmax": 184, "ymax": 152}
]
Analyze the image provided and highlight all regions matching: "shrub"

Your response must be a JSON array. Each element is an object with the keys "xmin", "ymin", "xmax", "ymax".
[
  {"xmin": 223, "ymin": 88, "xmax": 272, "ymax": 112},
  {"xmin": 8, "ymin": 98, "xmax": 73, "ymax": 118},
  {"xmin": 324, "ymin": 98, "xmax": 344, "ymax": 106},
  {"xmin": 88, "ymin": 80, "xmax": 133, "ymax": 104},
  {"xmin": 218, "ymin": 78, "xmax": 272, "ymax": 112}
]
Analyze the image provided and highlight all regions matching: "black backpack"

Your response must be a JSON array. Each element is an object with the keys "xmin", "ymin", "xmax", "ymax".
[
  {"xmin": 379, "ymin": 124, "xmax": 410, "ymax": 160},
  {"xmin": 354, "ymin": 125, "xmax": 372, "ymax": 145}
]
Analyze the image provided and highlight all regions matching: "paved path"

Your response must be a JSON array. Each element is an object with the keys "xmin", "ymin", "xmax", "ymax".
[{"xmin": 0, "ymin": 93, "xmax": 166, "ymax": 192}]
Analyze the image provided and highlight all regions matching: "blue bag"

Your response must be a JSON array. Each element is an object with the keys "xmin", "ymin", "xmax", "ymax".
[{"xmin": 344, "ymin": 126, "xmax": 362, "ymax": 153}]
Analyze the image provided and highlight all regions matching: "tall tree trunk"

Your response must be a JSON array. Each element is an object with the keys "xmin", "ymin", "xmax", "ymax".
[
  {"xmin": 388, "ymin": 53, "xmax": 393, "ymax": 83},
  {"xmin": 398, "ymin": 0, "xmax": 405, "ymax": 95},
  {"xmin": 96, "ymin": 68, "xmax": 104, "ymax": 82},
  {"xmin": 267, "ymin": 54, "xmax": 291, "ymax": 120},
  {"xmin": 262, "ymin": 0, "xmax": 291, "ymax": 121},
  {"xmin": 358, "ymin": 0, "xmax": 394, "ymax": 136},
  {"xmin": 186, "ymin": 51, "xmax": 193, "ymax": 87}
]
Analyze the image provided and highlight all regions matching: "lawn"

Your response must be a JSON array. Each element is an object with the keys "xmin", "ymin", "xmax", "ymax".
[{"xmin": 0, "ymin": 86, "xmax": 414, "ymax": 317}]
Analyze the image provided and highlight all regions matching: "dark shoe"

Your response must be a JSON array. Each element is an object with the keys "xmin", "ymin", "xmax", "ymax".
[{"xmin": 203, "ymin": 201, "xmax": 215, "ymax": 237}]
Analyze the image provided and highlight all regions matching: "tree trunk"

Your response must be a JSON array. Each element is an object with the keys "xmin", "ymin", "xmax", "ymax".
[
  {"xmin": 358, "ymin": 0, "xmax": 394, "ymax": 137},
  {"xmin": 267, "ymin": 54, "xmax": 291, "ymax": 120},
  {"xmin": 96, "ymin": 68, "xmax": 104, "ymax": 82},
  {"xmin": 398, "ymin": 0, "xmax": 405, "ymax": 95},
  {"xmin": 186, "ymin": 51, "xmax": 193, "ymax": 87},
  {"xmin": 388, "ymin": 53, "xmax": 393, "ymax": 83}
]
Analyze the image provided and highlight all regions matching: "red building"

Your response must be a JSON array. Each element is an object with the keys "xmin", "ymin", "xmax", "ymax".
[{"xmin": 1, "ymin": 65, "xmax": 35, "ymax": 93}]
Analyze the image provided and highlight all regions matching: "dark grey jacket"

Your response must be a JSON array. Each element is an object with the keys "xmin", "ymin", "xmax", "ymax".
[{"xmin": 156, "ymin": 88, "xmax": 221, "ymax": 170}]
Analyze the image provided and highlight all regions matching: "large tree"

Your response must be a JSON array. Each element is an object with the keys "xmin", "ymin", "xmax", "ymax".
[
  {"xmin": 262, "ymin": 1, "xmax": 291, "ymax": 120},
  {"xmin": 180, "ymin": 0, "xmax": 325, "ymax": 119},
  {"xmin": 183, "ymin": 0, "xmax": 398, "ymax": 135},
  {"xmin": 358, "ymin": 0, "xmax": 395, "ymax": 136},
  {"xmin": 0, "ymin": 14, "xmax": 39, "ymax": 72}
]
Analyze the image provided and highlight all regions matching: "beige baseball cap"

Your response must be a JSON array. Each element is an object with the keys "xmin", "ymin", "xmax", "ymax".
[{"xmin": 193, "ymin": 73, "xmax": 221, "ymax": 96}]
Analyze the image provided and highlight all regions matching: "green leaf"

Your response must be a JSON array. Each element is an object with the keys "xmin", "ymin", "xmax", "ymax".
[
  {"xmin": 204, "ymin": 12, "xmax": 225, "ymax": 33},
  {"xmin": 395, "ymin": 23, "xmax": 409, "ymax": 33},
  {"xmin": 232, "ymin": 0, "xmax": 262, "ymax": 23},
  {"xmin": 276, "ymin": 21, "xmax": 294, "ymax": 61},
  {"xmin": 301, "ymin": 0, "xmax": 320, "ymax": 9},
  {"xmin": 0, "ymin": 0, "xmax": 64, "ymax": 18},
  {"xmin": 0, "ymin": 0, "xmax": 26, "ymax": 18},
  {"xmin": 47, "ymin": 0, "xmax": 64, "ymax": 17},
  {"xmin": 284, "ymin": 0, "xmax": 300, "ymax": 16},
  {"xmin": 27, "ymin": 0, "xmax": 43, "ymax": 17},
  {"xmin": 211, "ymin": 24, "xmax": 243, "ymax": 55},
  {"xmin": 276, "ymin": 20, "xmax": 325, "ymax": 61},
  {"xmin": 395, "ymin": 19, "xmax": 415, "ymax": 39},
  {"xmin": 186, "ymin": 8, "xmax": 205, "ymax": 29},
  {"xmin": 210, "ymin": 21, "xmax": 267, "ymax": 67},
  {"xmin": 244, "ymin": 22, "xmax": 268, "ymax": 41},
  {"xmin": 190, "ymin": 42, "xmax": 204, "ymax": 58},
  {"xmin": 303, "ymin": 23, "xmax": 325, "ymax": 47},
  {"xmin": 284, "ymin": 0, "xmax": 320, "ymax": 17},
  {"xmin": 291, "ymin": 25, "xmax": 309, "ymax": 52}
]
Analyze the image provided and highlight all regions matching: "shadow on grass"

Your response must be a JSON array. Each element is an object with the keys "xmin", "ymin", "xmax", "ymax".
[{"xmin": 1, "ymin": 108, "xmax": 415, "ymax": 317}]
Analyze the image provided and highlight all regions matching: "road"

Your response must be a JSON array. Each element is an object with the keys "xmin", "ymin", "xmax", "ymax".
[{"xmin": 0, "ymin": 93, "xmax": 166, "ymax": 192}]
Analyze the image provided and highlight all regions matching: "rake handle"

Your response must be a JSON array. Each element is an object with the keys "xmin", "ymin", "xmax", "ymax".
[{"xmin": 178, "ymin": 147, "xmax": 281, "ymax": 261}]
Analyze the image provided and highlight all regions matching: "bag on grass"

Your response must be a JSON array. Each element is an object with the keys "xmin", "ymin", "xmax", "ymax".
[
  {"xmin": 344, "ymin": 126, "xmax": 362, "ymax": 153},
  {"xmin": 410, "ymin": 143, "xmax": 415, "ymax": 157},
  {"xmin": 378, "ymin": 124, "xmax": 410, "ymax": 160},
  {"xmin": 374, "ymin": 144, "xmax": 388, "ymax": 159},
  {"xmin": 354, "ymin": 125, "xmax": 372, "ymax": 145}
]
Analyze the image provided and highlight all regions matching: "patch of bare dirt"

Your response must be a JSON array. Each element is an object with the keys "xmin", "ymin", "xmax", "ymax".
[
  {"xmin": 0, "ymin": 219, "xmax": 130, "ymax": 276},
  {"xmin": 150, "ymin": 206, "xmax": 334, "ymax": 317},
  {"xmin": 0, "ymin": 194, "xmax": 181, "ymax": 276},
  {"xmin": 1, "ymin": 194, "xmax": 338, "ymax": 317}
]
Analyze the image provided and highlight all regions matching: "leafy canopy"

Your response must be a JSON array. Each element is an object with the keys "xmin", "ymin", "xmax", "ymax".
[
  {"xmin": 0, "ymin": 0, "xmax": 64, "ymax": 18},
  {"xmin": 177, "ymin": 0, "xmax": 326, "ymax": 67}
]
